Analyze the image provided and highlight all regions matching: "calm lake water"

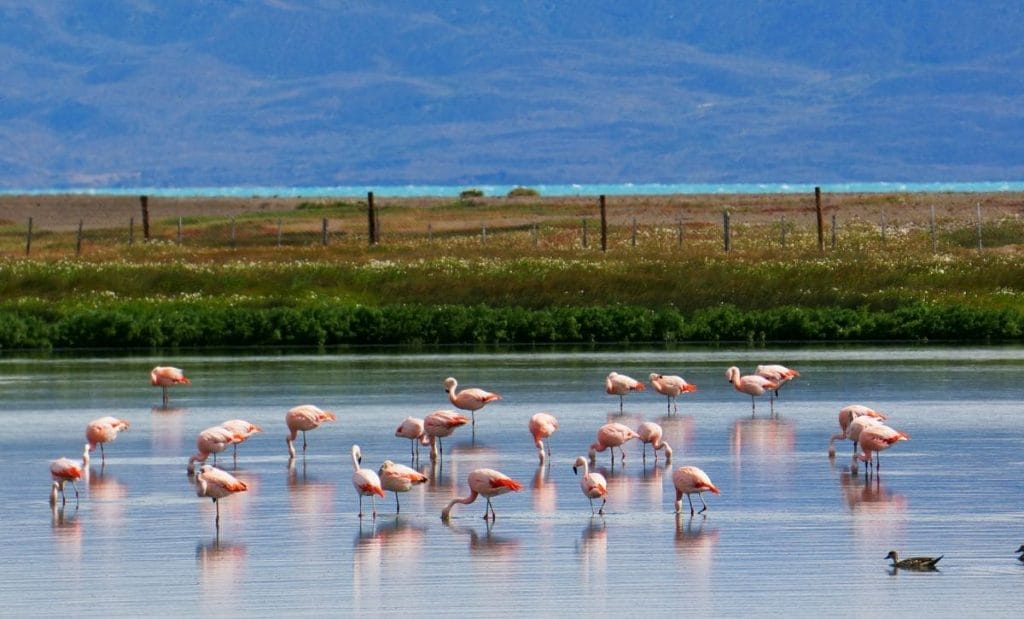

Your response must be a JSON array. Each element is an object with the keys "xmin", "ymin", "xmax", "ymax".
[{"xmin": 1, "ymin": 346, "xmax": 1022, "ymax": 617}]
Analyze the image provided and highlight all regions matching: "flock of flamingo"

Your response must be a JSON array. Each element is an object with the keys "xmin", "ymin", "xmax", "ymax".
[{"xmin": 47, "ymin": 362, "xmax": 929, "ymax": 546}]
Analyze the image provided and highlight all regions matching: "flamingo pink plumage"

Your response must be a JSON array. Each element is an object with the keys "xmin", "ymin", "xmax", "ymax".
[
  {"xmin": 85, "ymin": 416, "xmax": 130, "ymax": 462},
  {"xmin": 829, "ymin": 405, "xmax": 887, "ymax": 456},
  {"xmin": 423, "ymin": 409, "xmax": 470, "ymax": 461},
  {"xmin": 638, "ymin": 421, "xmax": 673, "ymax": 463},
  {"xmin": 606, "ymin": 372, "xmax": 645, "ymax": 411},
  {"xmin": 444, "ymin": 377, "xmax": 501, "ymax": 427},
  {"xmin": 857, "ymin": 424, "xmax": 910, "ymax": 474},
  {"xmin": 725, "ymin": 366, "xmax": 777, "ymax": 414},
  {"xmin": 528, "ymin": 412, "xmax": 559, "ymax": 464},
  {"xmin": 285, "ymin": 404, "xmax": 337, "ymax": 458},
  {"xmin": 441, "ymin": 468, "xmax": 523, "ymax": 521},
  {"xmin": 649, "ymin": 373, "xmax": 697, "ymax": 413},
  {"xmin": 150, "ymin": 366, "xmax": 190, "ymax": 406},
  {"xmin": 378, "ymin": 459, "xmax": 428, "ymax": 513},
  {"xmin": 188, "ymin": 425, "xmax": 245, "ymax": 473},
  {"xmin": 394, "ymin": 416, "xmax": 426, "ymax": 459},
  {"xmin": 350, "ymin": 445, "xmax": 386, "ymax": 519},
  {"xmin": 588, "ymin": 422, "xmax": 639, "ymax": 464},
  {"xmin": 755, "ymin": 364, "xmax": 800, "ymax": 398},
  {"xmin": 573, "ymin": 455, "xmax": 608, "ymax": 515},
  {"xmin": 195, "ymin": 464, "xmax": 247, "ymax": 529},
  {"xmin": 49, "ymin": 445, "xmax": 89, "ymax": 506},
  {"xmin": 219, "ymin": 418, "xmax": 262, "ymax": 460},
  {"xmin": 673, "ymin": 465, "xmax": 720, "ymax": 515}
]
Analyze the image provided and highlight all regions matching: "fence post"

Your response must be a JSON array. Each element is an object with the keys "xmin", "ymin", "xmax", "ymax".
[
  {"xmin": 140, "ymin": 195, "xmax": 150, "ymax": 241},
  {"xmin": 25, "ymin": 217, "xmax": 32, "ymax": 256},
  {"xmin": 76, "ymin": 220, "xmax": 83, "ymax": 256},
  {"xmin": 815, "ymin": 186, "xmax": 824, "ymax": 251},
  {"xmin": 831, "ymin": 214, "xmax": 837, "ymax": 249},
  {"xmin": 321, "ymin": 218, "xmax": 328, "ymax": 246},
  {"xmin": 976, "ymin": 202, "xmax": 983, "ymax": 251},
  {"xmin": 631, "ymin": 217, "xmax": 637, "ymax": 247},
  {"xmin": 723, "ymin": 210, "xmax": 731, "ymax": 252},
  {"xmin": 599, "ymin": 194, "xmax": 607, "ymax": 252},
  {"xmin": 129, "ymin": 217, "xmax": 134, "ymax": 246},
  {"xmin": 367, "ymin": 191, "xmax": 378, "ymax": 246},
  {"xmin": 581, "ymin": 218, "xmax": 588, "ymax": 248},
  {"xmin": 929, "ymin": 205, "xmax": 937, "ymax": 253}
]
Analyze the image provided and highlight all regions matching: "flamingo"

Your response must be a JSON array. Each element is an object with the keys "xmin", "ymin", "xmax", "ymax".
[
  {"xmin": 285, "ymin": 404, "xmax": 337, "ymax": 459},
  {"xmin": 725, "ymin": 366, "xmax": 777, "ymax": 414},
  {"xmin": 528, "ymin": 412, "xmax": 559, "ymax": 464},
  {"xmin": 378, "ymin": 460, "xmax": 428, "ymax": 514},
  {"xmin": 444, "ymin": 377, "xmax": 501, "ymax": 427},
  {"xmin": 673, "ymin": 465, "xmax": 720, "ymax": 515},
  {"xmin": 150, "ymin": 366, "xmax": 190, "ymax": 406},
  {"xmin": 845, "ymin": 415, "xmax": 886, "ymax": 474},
  {"xmin": 441, "ymin": 468, "xmax": 523, "ymax": 521},
  {"xmin": 423, "ymin": 409, "xmax": 470, "ymax": 461},
  {"xmin": 85, "ymin": 416, "xmax": 130, "ymax": 462},
  {"xmin": 755, "ymin": 364, "xmax": 800, "ymax": 399},
  {"xmin": 637, "ymin": 421, "xmax": 673, "ymax": 463},
  {"xmin": 829, "ymin": 405, "xmax": 887, "ymax": 456},
  {"xmin": 588, "ymin": 422, "xmax": 639, "ymax": 464},
  {"xmin": 649, "ymin": 373, "xmax": 697, "ymax": 413},
  {"xmin": 857, "ymin": 424, "xmax": 910, "ymax": 474},
  {"xmin": 394, "ymin": 416, "xmax": 426, "ymax": 460},
  {"xmin": 49, "ymin": 445, "xmax": 89, "ymax": 506},
  {"xmin": 572, "ymin": 455, "xmax": 608, "ymax": 515},
  {"xmin": 350, "ymin": 445, "xmax": 385, "ymax": 519},
  {"xmin": 188, "ymin": 425, "xmax": 245, "ymax": 474},
  {"xmin": 605, "ymin": 372, "xmax": 645, "ymax": 411},
  {"xmin": 219, "ymin": 419, "xmax": 262, "ymax": 460},
  {"xmin": 195, "ymin": 464, "xmax": 247, "ymax": 529}
]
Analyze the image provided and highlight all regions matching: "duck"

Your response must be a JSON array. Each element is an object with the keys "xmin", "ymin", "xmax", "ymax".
[
  {"xmin": 1016, "ymin": 544, "xmax": 1024, "ymax": 561},
  {"xmin": 885, "ymin": 550, "xmax": 942, "ymax": 570}
]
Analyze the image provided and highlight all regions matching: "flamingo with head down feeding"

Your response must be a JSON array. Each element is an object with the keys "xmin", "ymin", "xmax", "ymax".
[
  {"xmin": 528, "ymin": 412, "xmax": 559, "ymax": 464},
  {"xmin": 285, "ymin": 404, "xmax": 337, "ymax": 459},
  {"xmin": 423, "ymin": 409, "xmax": 470, "ymax": 461},
  {"xmin": 441, "ymin": 468, "xmax": 522, "ymax": 521},
  {"xmin": 588, "ymin": 422, "xmax": 639, "ymax": 465},
  {"xmin": 188, "ymin": 425, "xmax": 245, "ymax": 474},
  {"xmin": 49, "ymin": 444, "xmax": 89, "ymax": 506},
  {"xmin": 857, "ymin": 424, "xmax": 910, "ymax": 474},
  {"xmin": 638, "ymin": 421, "xmax": 673, "ymax": 463},
  {"xmin": 673, "ymin": 465, "xmax": 720, "ymax": 515},
  {"xmin": 829, "ymin": 405, "xmax": 887, "ymax": 457},
  {"xmin": 85, "ymin": 416, "xmax": 130, "ymax": 462}
]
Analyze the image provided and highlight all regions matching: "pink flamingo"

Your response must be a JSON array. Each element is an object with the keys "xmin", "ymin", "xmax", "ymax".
[
  {"xmin": 673, "ymin": 465, "xmax": 720, "ymax": 515},
  {"xmin": 85, "ymin": 416, "xmax": 130, "ymax": 462},
  {"xmin": 755, "ymin": 364, "xmax": 800, "ymax": 399},
  {"xmin": 441, "ymin": 468, "xmax": 523, "ymax": 521},
  {"xmin": 423, "ymin": 409, "xmax": 470, "ymax": 460},
  {"xmin": 638, "ymin": 421, "xmax": 673, "ymax": 463},
  {"xmin": 588, "ymin": 422, "xmax": 639, "ymax": 464},
  {"xmin": 725, "ymin": 366, "xmax": 778, "ymax": 414},
  {"xmin": 188, "ymin": 425, "xmax": 244, "ymax": 474},
  {"xmin": 49, "ymin": 445, "xmax": 89, "ymax": 506},
  {"xmin": 444, "ymin": 377, "xmax": 501, "ymax": 427},
  {"xmin": 649, "ymin": 373, "xmax": 697, "ymax": 413},
  {"xmin": 844, "ymin": 415, "xmax": 886, "ymax": 472},
  {"xmin": 573, "ymin": 455, "xmax": 608, "ymax": 515},
  {"xmin": 857, "ymin": 424, "xmax": 910, "ymax": 474},
  {"xmin": 285, "ymin": 404, "xmax": 337, "ymax": 458},
  {"xmin": 220, "ymin": 419, "xmax": 262, "ymax": 460},
  {"xmin": 195, "ymin": 464, "xmax": 247, "ymax": 529},
  {"xmin": 829, "ymin": 405, "xmax": 887, "ymax": 456},
  {"xmin": 528, "ymin": 412, "xmax": 559, "ymax": 464},
  {"xmin": 606, "ymin": 372, "xmax": 645, "ymax": 411},
  {"xmin": 378, "ymin": 459, "xmax": 428, "ymax": 513},
  {"xmin": 150, "ymin": 366, "xmax": 190, "ymax": 406},
  {"xmin": 394, "ymin": 416, "xmax": 426, "ymax": 459},
  {"xmin": 350, "ymin": 445, "xmax": 385, "ymax": 519}
]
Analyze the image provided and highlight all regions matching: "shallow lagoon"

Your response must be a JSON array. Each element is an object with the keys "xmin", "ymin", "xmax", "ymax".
[{"xmin": 1, "ymin": 346, "xmax": 1022, "ymax": 617}]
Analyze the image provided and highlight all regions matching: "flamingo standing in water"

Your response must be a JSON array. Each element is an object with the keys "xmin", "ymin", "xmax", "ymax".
[
  {"xmin": 829, "ymin": 405, "xmax": 887, "ymax": 456},
  {"xmin": 394, "ymin": 416, "xmax": 426, "ymax": 460},
  {"xmin": 845, "ymin": 415, "xmax": 886, "ymax": 473},
  {"xmin": 857, "ymin": 424, "xmax": 910, "ymax": 475},
  {"xmin": 573, "ymin": 455, "xmax": 608, "ymax": 515},
  {"xmin": 528, "ymin": 412, "xmax": 559, "ymax": 464},
  {"xmin": 606, "ymin": 372, "xmax": 645, "ymax": 411},
  {"xmin": 188, "ymin": 425, "xmax": 245, "ymax": 473},
  {"xmin": 725, "ymin": 366, "xmax": 777, "ymax": 414},
  {"xmin": 444, "ymin": 377, "xmax": 501, "ymax": 428},
  {"xmin": 649, "ymin": 373, "xmax": 697, "ymax": 413},
  {"xmin": 673, "ymin": 465, "xmax": 720, "ymax": 515},
  {"xmin": 755, "ymin": 364, "xmax": 800, "ymax": 400},
  {"xmin": 637, "ymin": 421, "xmax": 673, "ymax": 463},
  {"xmin": 378, "ymin": 460, "xmax": 428, "ymax": 514},
  {"xmin": 150, "ymin": 366, "xmax": 190, "ymax": 406},
  {"xmin": 588, "ymin": 422, "xmax": 639, "ymax": 465},
  {"xmin": 441, "ymin": 468, "xmax": 523, "ymax": 521},
  {"xmin": 195, "ymin": 464, "xmax": 247, "ymax": 530},
  {"xmin": 85, "ymin": 416, "xmax": 130, "ymax": 462},
  {"xmin": 350, "ymin": 445, "xmax": 385, "ymax": 519},
  {"xmin": 423, "ymin": 409, "xmax": 470, "ymax": 461},
  {"xmin": 49, "ymin": 445, "xmax": 89, "ymax": 506},
  {"xmin": 286, "ymin": 404, "xmax": 337, "ymax": 459},
  {"xmin": 219, "ymin": 419, "xmax": 262, "ymax": 461}
]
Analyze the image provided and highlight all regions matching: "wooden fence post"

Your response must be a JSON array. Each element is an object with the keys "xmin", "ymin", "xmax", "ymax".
[
  {"xmin": 321, "ymin": 218, "xmax": 328, "ymax": 246},
  {"xmin": 367, "ymin": 191, "xmax": 378, "ymax": 246},
  {"xmin": 25, "ymin": 217, "xmax": 32, "ymax": 256},
  {"xmin": 129, "ymin": 217, "xmax": 134, "ymax": 246},
  {"xmin": 723, "ymin": 210, "xmax": 731, "ymax": 252},
  {"xmin": 815, "ymin": 186, "xmax": 824, "ymax": 251},
  {"xmin": 140, "ymin": 195, "xmax": 150, "ymax": 241},
  {"xmin": 831, "ymin": 214, "xmax": 837, "ymax": 249},
  {"xmin": 581, "ymin": 218, "xmax": 588, "ymax": 248},
  {"xmin": 599, "ymin": 195, "xmax": 607, "ymax": 253},
  {"xmin": 631, "ymin": 217, "xmax": 637, "ymax": 247},
  {"xmin": 76, "ymin": 220, "xmax": 83, "ymax": 256}
]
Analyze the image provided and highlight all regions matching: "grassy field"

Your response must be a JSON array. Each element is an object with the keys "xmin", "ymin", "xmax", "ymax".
[{"xmin": 1, "ymin": 191, "xmax": 1022, "ymax": 349}]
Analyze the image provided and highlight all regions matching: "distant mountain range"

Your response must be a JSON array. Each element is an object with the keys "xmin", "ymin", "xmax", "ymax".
[{"xmin": 2, "ymin": 1, "xmax": 1022, "ymax": 189}]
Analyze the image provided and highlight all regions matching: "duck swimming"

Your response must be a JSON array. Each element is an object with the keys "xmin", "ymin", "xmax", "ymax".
[{"xmin": 885, "ymin": 550, "xmax": 942, "ymax": 571}]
